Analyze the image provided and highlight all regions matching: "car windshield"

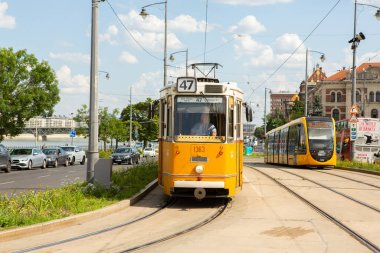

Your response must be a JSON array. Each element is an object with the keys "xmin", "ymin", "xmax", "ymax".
[
  {"xmin": 11, "ymin": 149, "xmax": 32, "ymax": 155},
  {"xmin": 42, "ymin": 149, "xmax": 57, "ymax": 155},
  {"xmin": 115, "ymin": 148, "xmax": 131, "ymax": 153},
  {"xmin": 61, "ymin": 147, "xmax": 75, "ymax": 152}
]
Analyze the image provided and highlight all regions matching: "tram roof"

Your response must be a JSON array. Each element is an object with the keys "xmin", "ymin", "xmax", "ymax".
[{"xmin": 160, "ymin": 77, "xmax": 244, "ymax": 98}]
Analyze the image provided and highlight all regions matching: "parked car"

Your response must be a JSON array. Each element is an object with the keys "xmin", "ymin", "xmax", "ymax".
[
  {"xmin": 60, "ymin": 146, "xmax": 86, "ymax": 165},
  {"xmin": 42, "ymin": 148, "xmax": 69, "ymax": 167},
  {"xmin": 143, "ymin": 147, "xmax": 156, "ymax": 157},
  {"xmin": 10, "ymin": 148, "xmax": 47, "ymax": 170},
  {"xmin": 0, "ymin": 144, "xmax": 11, "ymax": 173},
  {"xmin": 111, "ymin": 147, "xmax": 140, "ymax": 165}
]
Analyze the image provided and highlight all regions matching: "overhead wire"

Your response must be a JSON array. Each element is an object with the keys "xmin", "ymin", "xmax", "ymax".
[
  {"xmin": 104, "ymin": 0, "xmax": 162, "ymax": 61},
  {"xmin": 245, "ymin": 0, "xmax": 342, "ymax": 102}
]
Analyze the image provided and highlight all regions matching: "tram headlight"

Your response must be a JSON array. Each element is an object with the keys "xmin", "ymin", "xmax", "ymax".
[{"xmin": 195, "ymin": 165, "xmax": 204, "ymax": 174}]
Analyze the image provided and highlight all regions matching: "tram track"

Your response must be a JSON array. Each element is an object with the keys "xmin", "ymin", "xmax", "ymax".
[
  {"xmin": 246, "ymin": 164, "xmax": 380, "ymax": 253},
  {"xmin": 119, "ymin": 198, "xmax": 229, "ymax": 253},
  {"xmin": 13, "ymin": 198, "xmax": 229, "ymax": 253},
  {"xmin": 314, "ymin": 169, "xmax": 380, "ymax": 189},
  {"xmin": 277, "ymin": 168, "xmax": 380, "ymax": 213},
  {"xmin": 13, "ymin": 198, "xmax": 178, "ymax": 253}
]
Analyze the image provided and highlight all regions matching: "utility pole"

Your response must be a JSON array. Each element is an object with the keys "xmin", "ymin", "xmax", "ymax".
[
  {"xmin": 87, "ymin": 0, "xmax": 101, "ymax": 182},
  {"xmin": 304, "ymin": 48, "xmax": 308, "ymax": 117},
  {"xmin": 129, "ymin": 86, "xmax": 132, "ymax": 146}
]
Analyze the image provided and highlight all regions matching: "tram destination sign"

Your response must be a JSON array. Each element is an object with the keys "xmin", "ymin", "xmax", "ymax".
[{"xmin": 177, "ymin": 97, "xmax": 223, "ymax": 103}]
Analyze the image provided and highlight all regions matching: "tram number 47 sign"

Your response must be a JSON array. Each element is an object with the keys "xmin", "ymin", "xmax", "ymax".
[
  {"xmin": 350, "ymin": 122, "xmax": 357, "ymax": 141},
  {"xmin": 177, "ymin": 77, "xmax": 196, "ymax": 93}
]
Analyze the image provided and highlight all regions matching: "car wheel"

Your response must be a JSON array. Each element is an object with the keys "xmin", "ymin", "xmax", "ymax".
[
  {"xmin": 54, "ymin": 159, "xmax": 58, "ymax": 168},
  {"xmin": 27, "ymin": 160, "xmax": 32, "ymax": 170},
  {"xmin": 117, "ymin": 162, "xmax": 122, "ymax": 165},
  {"xmin": 135, "ymin": 158, "xmax": 139, "ymax": 164},
  {"xmin": 129, "ymin": 158, "xmax": 133, "ymax": 165},
  {"xmin": 70, "ymin": 157, "xmax": 75, "ymax": 166},
  {"xmin": 41, "ymin": 160, "xmax": 46, "ymax": 169},
  {"xmin": 5, "ymin": 160, "xmax": 11, "ymax": 173},
  {"xmin": 64, "ymin": 159, "xmax": 69, "ymax": 167},
  {"xmin": 80, "ymin": 156, "xmax": 86, "ymax": 165}
]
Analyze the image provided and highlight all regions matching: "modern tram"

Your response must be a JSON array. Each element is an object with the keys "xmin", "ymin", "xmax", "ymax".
[
  {"xmin": 158, "ymin": 63, "xmax": 252, "ymax": 200},
  {"xmin": 264, "ymin": 117, "xmax": 336, "ymax": 167}
]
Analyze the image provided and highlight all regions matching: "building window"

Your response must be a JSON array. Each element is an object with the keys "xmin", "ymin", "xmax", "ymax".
[
  {"xmin": 371, "ymin": 109, "xmax": 378, "ymax": 118},
  {"xmin": 337, "ymin": 92, "xmax": 342, "ymax": 102},
  {"xmin": 331, "ymin": 92, "xmax": 335, "ymax": 102},
  {"xmin": 332, "ymin": 109, "xmax": 340, "ymax": 121},
  {"xmin": 356, "ymin": 91, "xmax": 361, "ymax": 103},
  {"xmin": 376, "ymin": 92, "xmax": 380, "ymax": 102},
  {"xmin": 369, "ymin": 91, "xmax": 374, "ymax": 102}
]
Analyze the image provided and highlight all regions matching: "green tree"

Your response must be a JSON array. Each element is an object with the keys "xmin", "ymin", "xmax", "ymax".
[
  {"xmin": 289, "ymin": 100, "xmax": 305, "ymax": 120},
  {"xmin": 265, "ymin": 109, "xmax": 287, "ymax": 132},
  {"xmin": 311, "ymin": 94, "xmax": 323, "ymax": 116},
  {"xmin": 0, "ymin": 48, "xmax": 60, "ymax": 141},
  {"xmin": 254, "ymin": 126, "xmax": 265, "ymax": 139},
  {"xmin": 120, "ymin": 98, "xmax": 159, "ymax": 146}
]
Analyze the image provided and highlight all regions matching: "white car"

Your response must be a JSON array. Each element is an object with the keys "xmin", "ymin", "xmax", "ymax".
[
  {"xmin": 60, "ymin": 146, "xmax": 86, "ymax": 165},
  {"xmin": 10, "ymin": 148, "xmax": 47, "ymax": 170},
  {"xmin": 143, "ymin": 147, "xmax": 156, "ymax": 157}
]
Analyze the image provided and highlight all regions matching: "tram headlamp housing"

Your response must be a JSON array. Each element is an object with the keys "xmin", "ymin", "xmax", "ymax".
[{"xmin": 195, "ymin": 165, "xmax": 204, "ymax": 174}]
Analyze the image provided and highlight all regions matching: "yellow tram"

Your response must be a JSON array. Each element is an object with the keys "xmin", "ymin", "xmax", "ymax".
[
  {"xmin": 264, "ymin": 117, "xmax": 336, "ymax": 167},
  {"xmin": 158, "ymin": 63, "xmax": 251, "ymax": 200}
]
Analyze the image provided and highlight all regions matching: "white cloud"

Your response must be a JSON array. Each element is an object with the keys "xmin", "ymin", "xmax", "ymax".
[
  {"xmin": 100, "ymin": 25, "xmax": 118, "ymax": 45},
  {"xmin": 132, "ymin": 71, "xmax": 162, "ymax": 102},
  {"xmin": 170, "ymin": 15, "xmax": 212, "ymax": 33},
  {"xmin": 212, "ymin": 0, "xmax": 292, "ymax": 6},
  {"xmin": 124, "ymin": 30, "xmax": 182, "ymax": 52},
  {"xmin": 0, "ymin": 2, "xmax": 15, "ymax": 29},
  {"xmin": 119, "ymin": 51, "xmax": 138, "ymax": 64},
  {"xmin": 56, "ymin": 65, "xmax": 89, "ymax": 94},
  {"xmin": 49, "ymin": 52, "xmax": 90, "ymax": 64},
  {"xmin": 274, "ymin": 33, "xmax": 304, "ymax": 54},
  {"xmin": 229, "ymin": 16, "xmax": 265, "ymax": 35}
]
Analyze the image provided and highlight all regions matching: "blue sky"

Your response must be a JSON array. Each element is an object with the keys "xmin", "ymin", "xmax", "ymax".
[{"xmin": 1, "ymin": 0, "xmax": 380, "ymax": 126}]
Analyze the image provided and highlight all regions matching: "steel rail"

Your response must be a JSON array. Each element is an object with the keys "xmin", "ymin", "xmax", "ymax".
[
  {"xmin": 119, "ymin": 198, "xmax": 229, "ymax": 253},
  {"xmin": 248, "ymin": 165, "xmax": 380, "ymax": 253},
  {"xmin": 314, "ymin": 169, "xmax": 380, "ymax": 189},
  {"xmin": 14, "ymin": 198, "xmax": 177, "ymax": 253},
  {"xmin": 277, "ymin": 168, "xmax": 380, "ymax": 213}
]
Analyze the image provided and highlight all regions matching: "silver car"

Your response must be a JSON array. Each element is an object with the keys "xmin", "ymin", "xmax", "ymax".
[{"xmin": 10, "ymin": 148, "xmax": 47, "ymax": 170}]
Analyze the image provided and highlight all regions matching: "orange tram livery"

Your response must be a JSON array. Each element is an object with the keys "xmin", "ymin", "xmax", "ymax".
[
  {"xmin": 158, "ymin": 63, "xmax": 252, "ymax": 200},
  {"xmin": 265, "ymin": 117, "xmax": 336, "ymax": 167}
]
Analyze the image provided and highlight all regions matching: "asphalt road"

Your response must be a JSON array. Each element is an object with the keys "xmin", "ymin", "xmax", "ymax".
[{"xmin": 0, "ymin": 157, "xmax": 156, "ymax": 196}]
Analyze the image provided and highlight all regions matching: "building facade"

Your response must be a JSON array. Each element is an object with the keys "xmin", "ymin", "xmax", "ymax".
[
  {"xmin": 309, "ymin": 63, "xmax": 380, "ymax": 121},
  {"xmin": 270, "ymin": 92, "xmax": 298, "ymax": 117}
]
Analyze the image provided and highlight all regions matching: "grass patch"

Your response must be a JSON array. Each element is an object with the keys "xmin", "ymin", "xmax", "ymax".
[
  {"xmin": 336, "ymin": 160, "xmax": 380, "ymax": 173},
  {"xmin": 0, "ymin": 161, "xmax": 158, "ymax": 230}
]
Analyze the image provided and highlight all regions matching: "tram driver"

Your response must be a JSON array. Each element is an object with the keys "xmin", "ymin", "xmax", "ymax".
[{"xmin": 190, "ymin": 113, "xmax": 217, "ymax": 136}]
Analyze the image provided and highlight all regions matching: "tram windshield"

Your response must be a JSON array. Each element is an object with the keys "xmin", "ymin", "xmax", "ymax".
[
  {"xmin": 307, "ymin": 121, "xmax": 334, "ymax": 150},
  {"xmin": 174, "ymin": 96, "xmax": 226, "ymax": 142}
]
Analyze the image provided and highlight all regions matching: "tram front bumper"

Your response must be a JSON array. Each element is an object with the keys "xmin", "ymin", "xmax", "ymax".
[{"xmin": 171, "ymin": 181, "xmax": 228, "ymax": 199}]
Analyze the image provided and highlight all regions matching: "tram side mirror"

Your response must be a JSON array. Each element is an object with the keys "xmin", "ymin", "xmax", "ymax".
[{"xmin": 245, "ymin": 104, "xmax": 253, "ymax": 122}]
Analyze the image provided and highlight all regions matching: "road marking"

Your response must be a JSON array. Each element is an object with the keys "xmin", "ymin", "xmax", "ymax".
[
  {"xmin": 0, "ymin": 181, "xmax": 15, "ymax": 185},
  {"xmin": 39, "ymin": 175, "xmax": 50, "ymax": 178}
]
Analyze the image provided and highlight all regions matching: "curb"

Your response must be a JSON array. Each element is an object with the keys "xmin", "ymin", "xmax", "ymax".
[
  {"xmin": 334, "ymin": 167, "xmax": 380, "ymax": 176},
  {"xmin": 0, "ymin": 179, "xmax": 158, "ymax": 242}
]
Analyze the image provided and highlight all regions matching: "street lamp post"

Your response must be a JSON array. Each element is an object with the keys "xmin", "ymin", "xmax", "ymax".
[
  {"xmin": 140, "ymin": 1, "xmax": 168, "ymax": 87},
  {"xmin": 169, "ymin": 49, "xmax": 189, "ymax": 76},
  {"xmin": 264, "ymin": 88, "xmax": 271, "ymax": 135},
  {"xmin": 304, "ymin": 48, "xmax": 325, "ymax": 117},
  {"xmin": 349, "ymin": 0, "xmax": 379, "ymax": 161}
]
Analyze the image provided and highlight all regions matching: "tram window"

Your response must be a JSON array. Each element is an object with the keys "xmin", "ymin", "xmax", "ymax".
[
  {"xmin": 160, "ymin": 99, "xmax": 165, "ymax": 137},
  {"xmin": 298, "ymin": 124, "xmax": 306, "ymax": 154},
  {"xmin": 228, "ymin": 97, "xmax": 234, "ymax": 140},
  {"xmin": 236, "ymin": 101, "xmax": 242, "ymax": 139},
  {"xmin": 288, "ymin": 125, "xmax": 297, "ymax": 155},
  {"xmin": 174, "ymin": 96, "xmax": 226, "ymax": 140}
]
